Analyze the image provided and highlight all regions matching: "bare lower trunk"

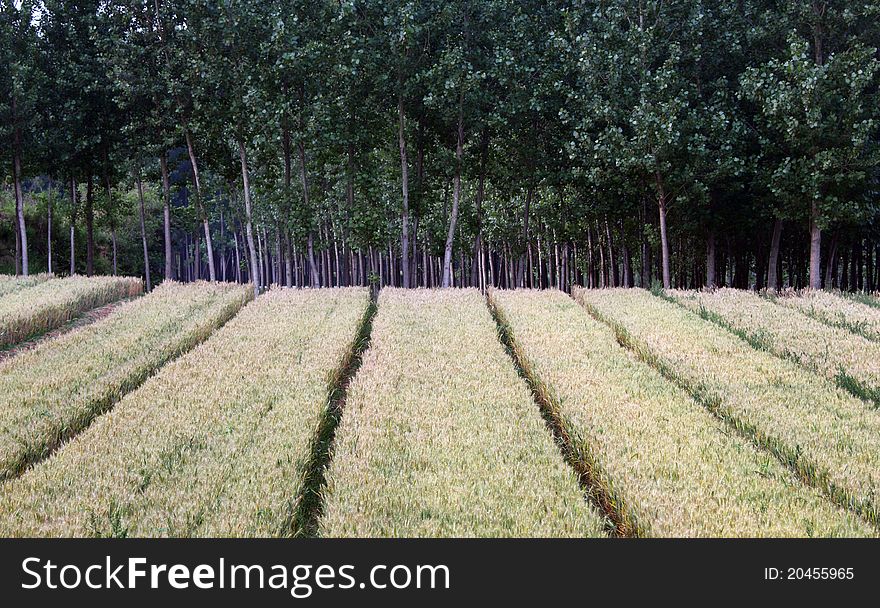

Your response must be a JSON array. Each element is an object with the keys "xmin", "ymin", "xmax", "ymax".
[
  {"xmin": 307, "ymin": 233, "xmax": 319, "ymax": 288},
  {"xmin": 809, "ymin": 200, "xmax": 822, "ymax": 290},
  {"xmin": 284, "ymin": 231, "xmax": 293, "ymax": 288},
  {"xmin": 136, "ymin": 173, "xmax": 152, "ymax": 291},
  {"xmin": 441, "ymin": 102, "xmax": 464, "ymax": 288},
  {"xmin": 47, "ymin": 191, "xmax": 53, "ymax": 274},
  {"xmin": 12, "ymin": 129, "xmax": 28, "ymax": 276},
  {"xmin": 160, "ymin": 155, "xmax": 173, "ymax": 280},
  {"xmin": 655, "ymin": 167, "xmax": 671, "ymax": 289},
  {"xmin": 657, "ymin": 201, "xmax": 671, "ymax": 289},
  {"xmin": 69, "ymin": 177, "xmax": 77, "ymax": 276},
  {"xmin": 399, "ymin": 96, "xmax": 411, "ymax": 288},
  {"xmin": 86, "ymin": 175, "xmax": 95, "ymax": 276},
  {"xmin": 706, "ymin": 230, "xmax": 716, "ymax": 289},
  {"xmin": 111, "ymin": 225, "xmax": 118, "ymax": 275},
  {"xmin": 767, "ymin": 218, "xmax": 783, "ymax": 290},
  {"xmin": 237, "ymin": 140, "xmax": 260, "ymax": 296},
  {"xmin": 516, "ymin": 188, "xmax": 532, "ymax": 288},
  {"xmin": 185, "ymin": 130, "xmax": 216, "ymax": 281}
]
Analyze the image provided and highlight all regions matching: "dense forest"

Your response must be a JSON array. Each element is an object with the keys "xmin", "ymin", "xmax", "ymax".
[{"xmin": 2, "ymin": 0, "xmax": 879, "ymax": 295}]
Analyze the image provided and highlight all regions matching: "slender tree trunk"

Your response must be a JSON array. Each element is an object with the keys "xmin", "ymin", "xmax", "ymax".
[
  {"xmin": 85, "ymin": 175, "xmax": 95, "ymax": 275},
  {"xmin": 135, "ymin": 173, "xmax": 152, "ymax": 291},
  {"xmin": 516, "ymin": 188, "xmax": 533, "ymax": 287},
  {"xmin": 160, "ymin": 155, "xmax": 173, "ymax": 281},
  {"xmin": 767, "ymin": 218, "xmax": 783, "ymax": 290},
  {"xmin": 656, "ymin": 180, "xmax": 671, "ymax": 289},
  {"xmin": 622, "ymin": 241, "xmax": 632, "ymax": 288},
  {"xmin": 185, "ymin": 130, "xmax": 216, "ymax": 281},
  {"xmin": 307, "ymin": 233, "xmax": 319, "ymax": 288},
  {"xmin": 11, "ymin": 108, "xmax": 28, "ymax": 276},
  {"xmin": 706, "ymin": 229, "xmax": 716, "ymax": 289},
  {"xmin": 69, "ymin": 177, "xmax": 77, "ymax": 276},
  {"xmin": 604, "ymin": 216, "xmax": 617, "ymax": 287},
  {"xmin": 284, "ymin": 231, "xmax": 293, "ymax": 288},
  {"xmin": 46, "ymin": 186, "xmax": 53, "ymax": 274},
  {"xmin": 234, "ymin": 230, "xmax": 242, "ymax": 284},
  {"xmin": 441, "ymin": 100, "xmax": 464, "ymax": 288},
  {"xmin": 398, "ymin": 95, "xmax": 411, "ymax": 288},
  {"xmin": 809, "ymin": 200, "xmax": 822, "ymax": 290},
  {"xmin": 111, "ymin": 224, "xmax": 118, "ymax": 276},
  {"xmin": 237, "ymin": 140, "xmax": 260, "ymax": 296}
]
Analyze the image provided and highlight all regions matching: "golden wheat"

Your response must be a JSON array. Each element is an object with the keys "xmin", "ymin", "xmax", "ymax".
[
  {"xmin": 0, "ymin": 275, "xmax": 142, "ymax": 348},
  {"xmin": 0, "ymin": 274, "xmax": 53, "ymax": 298},
  {"xmin": 0, "ymin": 281, "xmax": 251, "ymax": 480},
  {"xmin": 671, "ymin": 288, "xmax": 880, "ymax": 405},
  {"xmin": 492, "ymin": 289, "xmax": 870, "ymax": 537},
  {"xmin": 320, "ymin": 288, "xmax": 607, "ymax": 537},
  {"xmin": 0, "ymin": 288, "xmax": 366, "ymax": 537},
  {"xmin": 575, "ymin": 287, "xmax": 880, "ymax": 527}
]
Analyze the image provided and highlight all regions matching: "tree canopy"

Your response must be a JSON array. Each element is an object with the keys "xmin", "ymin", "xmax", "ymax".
[{"xmin": 3, "ymin": 0, "xmax": 880, "ymax": 292}]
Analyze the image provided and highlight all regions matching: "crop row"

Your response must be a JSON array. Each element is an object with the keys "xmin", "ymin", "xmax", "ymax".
[
  {"xmin": 772, "ymin": 289, "xmax": 880, "ymax": 343},
  {"xmin": 0, "ymin": 275, "xmax": 143, "ymax": 349},
  {"xmin": 0, "ymin": 281, "xmax": 252, "ymax": 480},
  {"xmin": 490, "ymin": 289, "xmax": 868, "ymax": 537},
  {"xmin": 0, "ymin": 274, "xmax": 53, "ymax": 298},
  {"xmin": 320, "ymin": 288, "xmax": 607, "ymax": 537},
  {"xmin": 671, "ymin": 288, "xmax": 880, "ymax": 406},
  {"xmin": 575, "ymin": 287, "xmax": 880, "ymax": 528},
  {"xmin": 0, "ymin": 288, "xmax": 368, "ymax": 537}
]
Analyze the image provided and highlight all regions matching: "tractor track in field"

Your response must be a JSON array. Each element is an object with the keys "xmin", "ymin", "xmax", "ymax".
[
  {"xmin": 288, "ymin": 288, "xmax": 378, "ymax": 537},
  {"xmin": 487, "ymin": 291, "xmax": 638, "ymax": 538},
  {"xmin": 0, "ymin": 299, "xmax": 129, "ymax": 365}
]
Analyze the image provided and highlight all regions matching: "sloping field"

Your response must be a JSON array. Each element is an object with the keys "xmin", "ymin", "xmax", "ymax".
[
  {"xmin": 0, "ymin": 274, "xmax": 53, "ymax": 298},
  {"xmin": 575, "ymin": 287, "xmax": 880, "ymax": 528},
  {"xmin": 773, "ymin": 289, "xmax": 880, "ymax": 343},
  {"xmin": 0, "ymin": 275, "xmax": 142, "ymax": 348},
  {"xmin": 0, "ymin": 288, "xmax": 369, "ymax": 537},
  {"xmin": 490, "ymin": 289, "xmax": 869, "ymax": 537},
  {"xmin": 0, "ymin": 281, "xmax": 252, "ymax": 480},
  {"xmin": 320, "ymin": 288, "xmax": 607, "ymax": 537},
  {"xmin": 671, "ymin": 288, "xmax": 880, "ymax": 405}
]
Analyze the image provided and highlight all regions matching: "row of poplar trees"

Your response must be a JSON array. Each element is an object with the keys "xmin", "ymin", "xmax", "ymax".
[{"xmin": 2, "ymin": 0, "xmax": 880, "ymax": 294}]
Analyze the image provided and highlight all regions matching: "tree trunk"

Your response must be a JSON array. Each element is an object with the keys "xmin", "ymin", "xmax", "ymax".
[
  {"xmin": 135, "ymin": 173, "xmax": 152, "ymax": 291},
  {"xmin": 808, "ymin": 201, "xmax": 822, "ymax": 290},
  {"xmin": 656, "ymin": 183, "xmax": 671, "ymax": 289},
  {"xmin": 86, "ymin": 175, "xmax": 95, "ymax": 275},
  {"xmin": 284, "ymin": 231, "xmax": 293, "ymax": 288},
  {"xmin": 767, "ymin": 218, "xmax": 782, "ymax": 290},
  {"xmin": 160, "ymin": 154, "xmax": 173, "ymax": 280},
  {"xmin": 398, "ymin": 95, "xmax": 411, "ymax": 288},
  {"xmin": 11, "ymin": 108, "xmax": 28, "ymax": 276},
  {"xmin": 185, "ymin": 130, "xmax": 216, "ymax": 281},
  {"xmin": 706, "ymin": 230, "xmax": 716, "ymax": 289},
  {"xmin": 69, "ymin": 177, "xmax": 77, "ymax": 276},
  {"xmin": 237, "ymin": 140, "xmax": 260, "ymax": 296},
  {"xmin": 604, "ymin": 216, "xmax": 617, "ymax": 287},
  {"xmin": 441, "ymin": 100, "xmax": 464, "ymax": 288},
  {"xmin": 516, "ymin": 188, "xmax": 533, "ymax": 287},
  {"xmin": 47, "ymin": 188, "xmax": 53, "ymax": 275},
  {"xmin": 111, "ymin": 225, "xmax": 118, "ymax": 276}
]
